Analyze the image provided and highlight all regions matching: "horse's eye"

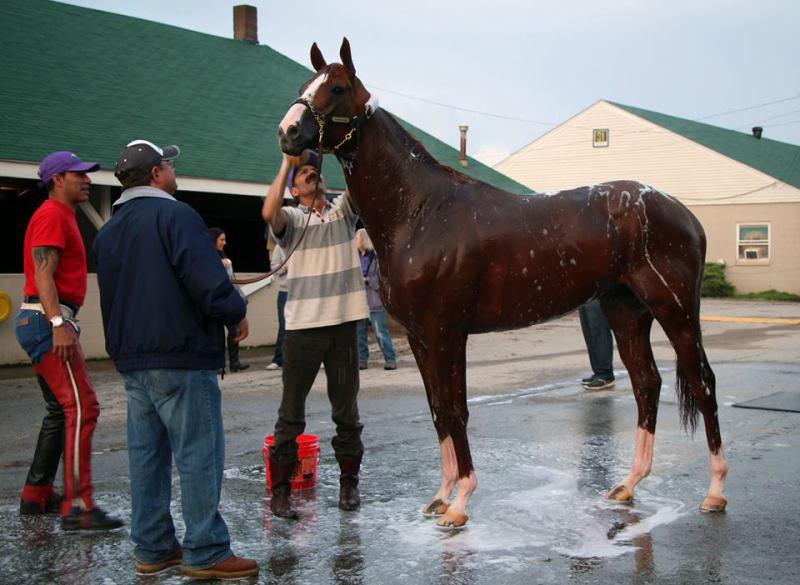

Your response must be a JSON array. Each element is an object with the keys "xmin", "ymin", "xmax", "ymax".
[{"xmin": 330, "ymin": 86, "xmax": 345, "ymax": 95}]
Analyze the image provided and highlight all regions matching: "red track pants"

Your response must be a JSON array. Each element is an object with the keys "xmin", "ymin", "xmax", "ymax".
[{"xmin": 25, "ymin": 345, "xmax": 99, "ymax": 516}]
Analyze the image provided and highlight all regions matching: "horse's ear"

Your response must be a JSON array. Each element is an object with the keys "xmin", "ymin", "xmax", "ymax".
[
  {"xmin": 310, "ymin": 42, "xmax": 327, "ymax": 72},
  {"xmin": 340, "ymin": 37, "xmax": 355, "ymax": 77}
]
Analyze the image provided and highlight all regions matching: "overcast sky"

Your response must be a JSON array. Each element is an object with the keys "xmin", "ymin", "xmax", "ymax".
[{"xmin": 63, "ymin": 0, "xmax": 800, "ymax": 165}]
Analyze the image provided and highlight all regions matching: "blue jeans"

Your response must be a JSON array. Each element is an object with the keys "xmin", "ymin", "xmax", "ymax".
[
  {"xmin": 579, "ymin": 300, "xmax": 614, "ymax": 380},
  {"xmin": 15, "ymin": 309, "xmax": 56, "ymax": 363},
  {"xmin": 121, "ymin": 369, "xmax": 231, "ymax": 569},
  {"xmin": 357, "ymin": 310, "xmax": 396, "ymax": 365},
  {"xmin": 271, "ymin": 290, "xmax": 287, "ymax": 366}
]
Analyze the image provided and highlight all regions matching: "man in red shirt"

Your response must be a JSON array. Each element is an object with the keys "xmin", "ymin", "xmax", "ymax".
[{"xmin": 15, "ymin": 151, "xmax": 122, "ymax": 531}]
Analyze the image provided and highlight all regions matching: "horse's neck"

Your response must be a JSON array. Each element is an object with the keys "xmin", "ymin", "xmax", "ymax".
[{"xmin": 345, "ymin": 110, "xmax": 441, "ymax": 257}]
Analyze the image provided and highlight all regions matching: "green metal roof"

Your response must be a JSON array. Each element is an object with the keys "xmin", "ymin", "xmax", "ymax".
[
  {"xmin": 611, "ymin": 101, "xmax": 800, "ymax": 190},
  {"xmin": 1, "ymin": 0, "xmax": 529, "ymax": 194}
]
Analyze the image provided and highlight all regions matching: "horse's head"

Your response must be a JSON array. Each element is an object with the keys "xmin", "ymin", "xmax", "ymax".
[{"xmin": 278, "ymin": 38, "xmax": 377, "ymax": 156}]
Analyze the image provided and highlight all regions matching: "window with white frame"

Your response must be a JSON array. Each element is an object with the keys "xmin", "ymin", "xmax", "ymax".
[{"xmin": 736, "ymin": 223, "xmax": 770, "ymax": 263}]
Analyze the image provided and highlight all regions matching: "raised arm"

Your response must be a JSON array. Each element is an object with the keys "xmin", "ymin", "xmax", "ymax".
[{"xmin": 262, "ymin": 156, "xmax": 291, "ymax": 237}]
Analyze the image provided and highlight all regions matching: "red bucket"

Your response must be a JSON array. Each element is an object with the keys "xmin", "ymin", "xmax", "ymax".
[{"xmin": 263, "ymin": 434, "xmax": 320, "ymax": 491}]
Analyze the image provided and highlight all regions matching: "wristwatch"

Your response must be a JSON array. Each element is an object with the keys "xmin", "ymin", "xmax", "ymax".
[{"xmin": 50, "ymin": 315, "xmax": 65, "ymax": 328}]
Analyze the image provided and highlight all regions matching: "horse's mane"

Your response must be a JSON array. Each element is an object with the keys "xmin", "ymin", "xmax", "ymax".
[{"xmin": 377, "ymin": 109, "xmax": 481, "ymax": 188}]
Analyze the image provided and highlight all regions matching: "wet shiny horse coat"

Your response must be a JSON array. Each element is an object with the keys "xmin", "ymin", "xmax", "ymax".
[{"xmin": 278, "ymin": 39, "xmax": 728, "ymax": 529}]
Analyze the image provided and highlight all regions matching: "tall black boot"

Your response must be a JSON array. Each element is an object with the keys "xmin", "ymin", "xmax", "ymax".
[
  {"xmin": 269, "ymin": 459, "xmax": 298, "ymax": 520},
  {"xmin": 228, "ymin": 337, "xmax": 249, "ymax": 372},
  {"xmin": 21, "ymin": 375, "xmax": 65, "ymax": 515},
  {"xmin": 336, "ymin": 453, "xmax": 362, "ymax": 511}
]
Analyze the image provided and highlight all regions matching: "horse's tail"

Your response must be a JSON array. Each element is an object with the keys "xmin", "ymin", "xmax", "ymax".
[
  {"xmin": 675, "ymin": 361, "xmax": 698, "ymax": 434},
  {"xmin": 674, "ymin": 347, "xmax": 715, "ymax": 434}
]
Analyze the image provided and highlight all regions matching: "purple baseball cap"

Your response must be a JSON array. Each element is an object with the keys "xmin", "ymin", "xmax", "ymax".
[
  {"xmin": 38, "ymin": 151, "xmax": 100, "ymax": 187},
  {"xmin": 287, "ymin": 149, "xmax": 319, "ymax": 190}
]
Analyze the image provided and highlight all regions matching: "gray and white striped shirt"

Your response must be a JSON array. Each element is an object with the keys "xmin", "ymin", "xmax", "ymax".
[{"xmin": 275, "ymin": 194, "xmax": 368, "ymax": 330}]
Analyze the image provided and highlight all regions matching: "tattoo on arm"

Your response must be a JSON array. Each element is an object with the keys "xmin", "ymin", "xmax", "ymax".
[{"xmin": 33, "ymin": 246, "xmax": 61, "ymax": 272}]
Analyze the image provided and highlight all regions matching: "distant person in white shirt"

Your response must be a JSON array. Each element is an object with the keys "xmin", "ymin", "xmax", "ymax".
[{"xmin": 266, "ymin": 240, "xmax": 288, "ymax": 370}]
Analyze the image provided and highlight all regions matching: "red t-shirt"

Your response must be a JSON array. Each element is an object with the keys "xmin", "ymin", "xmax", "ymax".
[{"xmin": 23, "ymin": 199, "xmax": 87, "ymax": 307}]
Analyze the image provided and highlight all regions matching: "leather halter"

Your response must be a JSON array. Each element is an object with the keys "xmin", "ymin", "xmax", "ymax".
[{"xmin": 291, "ymin": 95, "xmax": 375, "ymax": 153}]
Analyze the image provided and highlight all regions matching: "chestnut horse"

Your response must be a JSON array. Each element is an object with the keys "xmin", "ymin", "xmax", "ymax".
[{"xmin": 277, "ymin": 39, "xmax": 728, "ymax": 530}]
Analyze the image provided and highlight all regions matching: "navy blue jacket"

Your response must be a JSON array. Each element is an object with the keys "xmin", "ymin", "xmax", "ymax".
[{"xmin": 93, "ymin": 188, "xmax": 246, "ymax": 372}]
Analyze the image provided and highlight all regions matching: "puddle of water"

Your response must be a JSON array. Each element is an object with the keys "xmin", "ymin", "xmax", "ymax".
[{"xmin": 224, "ymin": 464, "xmax": 266, "ymax": 483}]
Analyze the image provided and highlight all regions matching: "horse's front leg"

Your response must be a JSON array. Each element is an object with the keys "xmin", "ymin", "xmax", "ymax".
[
  {"xmin": 408, "ymin": 335, "xmax": 457, "ymax": 516},
  {"xmin": 434, "ymin": 418, "xmax": 477, "ymax": 531},
  {"xmin": 421, "ymin": 436, "xmax": 458, "ymax": 517},
  {"xmin": 408, "ymin": 333, "xmax": 475, "ymax": 529}
]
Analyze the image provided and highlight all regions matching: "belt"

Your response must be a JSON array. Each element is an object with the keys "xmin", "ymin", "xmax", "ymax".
[
  {"xmin": 24, "ymin": 295, "xmax": 79, "ymax": 314},
  {"xmin": 20, "ymin": 302, "xmax": 76, "ymax": 320}
]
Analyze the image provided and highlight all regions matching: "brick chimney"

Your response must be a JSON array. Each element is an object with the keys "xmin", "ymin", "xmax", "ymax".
[
  {"xmin": 233, "ymin": 5, "xmax": 258, "ymax": 44},
  {"xmin": 458, "ymin": 125, "xmax": 469, "ymax": 167}
]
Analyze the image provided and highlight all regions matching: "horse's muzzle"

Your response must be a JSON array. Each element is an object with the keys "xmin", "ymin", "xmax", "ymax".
[
  {"xmin": 277, "ymin": 126, "xmax": 306, "ymax": 156},
  {"xmin": 278, "ymin": 110, "xmax": 320, "ymax": 155}
]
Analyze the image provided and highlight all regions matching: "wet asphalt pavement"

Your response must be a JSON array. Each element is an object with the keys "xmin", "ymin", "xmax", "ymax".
[{"xmin": 1, "ymin": 301, "xmax": 798, "ymax": 584}]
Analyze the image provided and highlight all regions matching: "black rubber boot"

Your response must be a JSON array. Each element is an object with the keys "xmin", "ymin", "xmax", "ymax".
[
  {"xmin": 228, "ymin": 341, "xmax": 250, "ymax": 372},
  {"xmin": 269, "ymin": 459, "xmax": 298, "ymax": 520},
  {"xmin": 336, "ymin": 453, "xmax": 362, "ymax": 511}
]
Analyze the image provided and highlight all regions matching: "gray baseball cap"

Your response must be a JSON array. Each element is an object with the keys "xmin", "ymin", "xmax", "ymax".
[{"xmin": 114, "ymin": 139, "xmax": 180, "ymax": 185}]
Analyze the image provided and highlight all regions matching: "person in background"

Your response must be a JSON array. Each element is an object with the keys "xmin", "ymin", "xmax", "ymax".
[
  {"xmin": 355, "ymin": 228, "xmax": 397, "ymax": 370},
  {"xmin": 15, "ymin": 150, "xmax": 123, "ymax": 531},
  {"xmin": 261, "ymin": 149, "xmax": 368, "ymax": 519},
  {"xmin": 267, "ymin": 240, "xmax": 288, "ymax": 370},
  {"xmin": 94, "ymin": 139, "xmax": 257, "ymax": 580},
  {"xmin": 209, "ymin": 227, "xmax": 249, "ymax": 372},
  {"xmin": 579, "ymin": 299, "xmax": 616, "ymax": 390}
]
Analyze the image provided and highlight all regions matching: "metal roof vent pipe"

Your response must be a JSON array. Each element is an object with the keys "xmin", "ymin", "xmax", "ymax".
[
  {"xmin": 752, "ymin": 126, "xmax": 763, "ymax": 139},
  {"xmin": 458, "ymin": 125, "xmax": 469, "ymax": 167},
  {"xmin": 233, "ymin": 5, "xmax": 258, "ymax": 44}
]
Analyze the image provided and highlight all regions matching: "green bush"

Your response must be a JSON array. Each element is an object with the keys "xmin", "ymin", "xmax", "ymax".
[
  {"xmin": 701, "ymin": 262, "xmax": 735, "ymax": 298},
  {"xmin": 735, "ymin": 289, "xmax": 800, "ymax": 302}
]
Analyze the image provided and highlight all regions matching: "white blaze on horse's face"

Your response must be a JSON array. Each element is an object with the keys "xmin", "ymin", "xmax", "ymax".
[{"xmin": 279, "ymin": 72, "xmax": 328, "ymax": 134}]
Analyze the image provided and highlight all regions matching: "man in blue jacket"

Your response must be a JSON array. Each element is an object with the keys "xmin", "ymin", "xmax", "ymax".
[{"xmin": 93, "ymin": 139, "xmax": 258, "ymax": 580}]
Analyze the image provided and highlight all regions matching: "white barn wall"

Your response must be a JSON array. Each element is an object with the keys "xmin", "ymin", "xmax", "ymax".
[
  {"xmin": 0, "ymin": 274, "xmax": 279, "ymax": 364},
  {"xmin": 497, "ymin": 101, "xmax": 797, "ymax": 205}
]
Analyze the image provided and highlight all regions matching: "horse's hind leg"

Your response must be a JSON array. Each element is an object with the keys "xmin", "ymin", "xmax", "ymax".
[
  {"xmin": 651, "ymin": 308, "xmax": 728, "ymax": 512},
  {"xmin": 599, "ymin": 290, "xmax": 663, "ymax": 503},
  {"xmin": 408, "ymin": 332, "xmax": 476, "ymax": 529}
]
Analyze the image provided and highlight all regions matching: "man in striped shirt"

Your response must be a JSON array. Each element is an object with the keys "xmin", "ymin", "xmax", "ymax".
[{"xmin": 262, "ymin": 150, "xmax": 369, "ymax": 519}]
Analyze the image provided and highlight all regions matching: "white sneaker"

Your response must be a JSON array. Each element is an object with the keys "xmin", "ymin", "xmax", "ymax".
[{"xmin": 266, "ymin": 363, "xmax": 281, "ymax": 370}]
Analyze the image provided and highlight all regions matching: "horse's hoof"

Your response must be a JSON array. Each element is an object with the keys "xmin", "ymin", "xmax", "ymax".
[
  {"xmin": 699, "ymin": 495, "xmax": 727, "ymax": 513},
  {"xmin": 435, "ymin": 510, "xmax": 468, "ymax": 531},
  {"xmin": 605, "ymin": 484, "xmax": 634, "ymax": 504},
  {"xmin": 422, "ymin": 499, "xmax": 450, "ymax": 518}
]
